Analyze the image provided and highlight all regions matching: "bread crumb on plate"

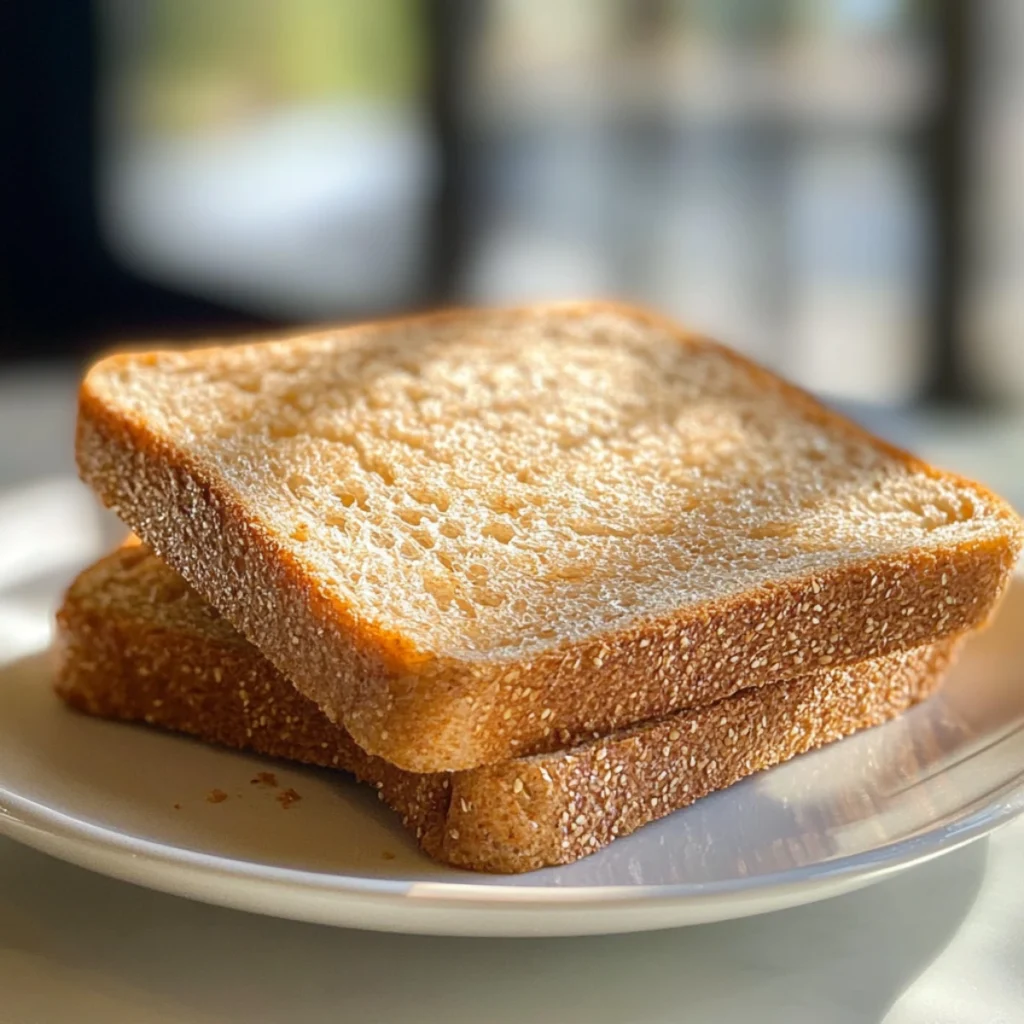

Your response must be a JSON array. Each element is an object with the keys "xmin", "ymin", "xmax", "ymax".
[{"xmin": 276, "ymin": 788, "xmax": 301, "ymax": 809}]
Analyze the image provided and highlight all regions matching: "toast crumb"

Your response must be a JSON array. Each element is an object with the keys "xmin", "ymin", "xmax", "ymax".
[
  {"xmin": 276, "ymin": 787, "xmax": 301, "ymax": 809},
  {"xmin": 381, "ymin": 850, "xmax": 396, "ymax": 861},
  {"xmin": 250, "ymin": 771, "xmax": 278, "ymax": 787},
  {"xmin": 206, "ymin": 788, "xmax": 228, "ymax": 804},
  {"xmin": 173, "ymin": 803, "xmax": 182, "ymax": 810}
]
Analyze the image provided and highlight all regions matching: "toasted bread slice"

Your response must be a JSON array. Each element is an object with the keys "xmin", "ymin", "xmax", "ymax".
[
  {"xmin": 76, "ymin": 303, "xmax": 1021, "ymax": 771},
  {"xmin": 55, "ymin": 545, "xmax": 958, "ymax": 873}
]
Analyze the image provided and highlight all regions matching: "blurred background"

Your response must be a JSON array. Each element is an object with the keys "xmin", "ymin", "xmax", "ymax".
[
  {"xmin": 0, "ymin": 1, "xmax": 1022, "ymax": 674},
  {"xmin": 2, "ymin": 3, "xmax": 1023, "ymax": 449}
]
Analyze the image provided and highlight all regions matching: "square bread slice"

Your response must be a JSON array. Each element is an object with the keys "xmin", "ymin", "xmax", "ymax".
[
  {"xmin": 76, "ymin": 302, "xmax": 1022, "ymax": 771},
  {"xmin": 55, "ymin": 544, "xmax": 958, "ymax": 873}
]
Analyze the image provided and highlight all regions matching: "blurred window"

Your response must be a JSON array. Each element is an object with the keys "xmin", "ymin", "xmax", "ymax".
[
  {"xmin": 84, "ymin": 0, "xmax": 1023, "ymax": 410},
  {"xmin": 462, "ymin": 0, "xmax": 937, "ymax": 401},
  {"xmin": 966, "ymin": 0, "xmax": 1024, "ymax": 403},
  {"xmin": 98, "ymin": 0, "xmax": 435, "ymax": 319}
]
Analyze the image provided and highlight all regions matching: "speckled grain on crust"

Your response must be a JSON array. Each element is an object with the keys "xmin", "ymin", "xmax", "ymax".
[
  {"xmin": 55, "ymin": 546, "xmax": 960, "ymax": 873},
  {"xmin": 74, "ymin": 302, "xmax": 1022, "ymax": 772}
]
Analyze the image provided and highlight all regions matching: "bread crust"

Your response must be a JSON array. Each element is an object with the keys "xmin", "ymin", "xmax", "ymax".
[
  {"xmin": 56, "ymin": 546, "xmax": 958, "ymax": 873},
  {"xmin": 76, "ymin": 301, "xmax": 1022, "ymax": 771}
]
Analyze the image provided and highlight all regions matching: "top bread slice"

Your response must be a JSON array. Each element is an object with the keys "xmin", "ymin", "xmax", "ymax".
[{"xmin": 76, "ymin": 302, "xmax": 1023, "ymax": 771}]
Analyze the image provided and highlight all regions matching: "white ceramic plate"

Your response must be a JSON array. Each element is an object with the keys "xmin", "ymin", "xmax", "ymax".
[{"xmin": 0, "ymin": 578, "xmax": 1022, "ymax": 937}]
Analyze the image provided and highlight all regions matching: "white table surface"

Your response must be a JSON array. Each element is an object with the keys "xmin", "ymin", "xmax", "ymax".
[{"xmin": 0, "ymin": 365, "xmax": 1021, "ymax": 1024}]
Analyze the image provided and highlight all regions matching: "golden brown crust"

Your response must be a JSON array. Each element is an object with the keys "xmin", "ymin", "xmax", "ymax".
[
  {"xmin": 56, "ymin": 546, "xmax": 958, "ymax": 873},
  {"xmin": 76, "ymin": 301, "xmax": 1022, "ymax": 771}
]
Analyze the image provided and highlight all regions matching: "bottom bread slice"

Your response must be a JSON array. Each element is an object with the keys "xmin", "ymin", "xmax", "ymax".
[{"xmin": 55, "ymin": 545, "xmax": 958, "ymax": 873}]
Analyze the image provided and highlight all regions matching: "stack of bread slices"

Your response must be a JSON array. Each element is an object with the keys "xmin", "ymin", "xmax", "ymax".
[{"xmin": 57, "ymin": 303, "xmax": 1023, "ymax": 872}]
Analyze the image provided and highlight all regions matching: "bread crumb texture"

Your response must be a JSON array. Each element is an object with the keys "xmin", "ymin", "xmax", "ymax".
[
  {"xmin": 79, "ymin": 305, "xmax": 1018, "ymax": 659},
  {"xmin": 76, "ymin": 303, "xmax": 1022, "ymax": 770}
]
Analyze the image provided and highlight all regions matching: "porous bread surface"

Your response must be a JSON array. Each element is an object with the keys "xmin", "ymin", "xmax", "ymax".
[
  {"xmin": 56, "ymin": 545, "xmax": 957, "ymax": 873},
  {"xmin": 78, "ymin": 305, "xmax": 1015, "ymax": 658},
  {"xmin": 77, "ymin": 302, "xmax": 1023, "ymax": 771}
]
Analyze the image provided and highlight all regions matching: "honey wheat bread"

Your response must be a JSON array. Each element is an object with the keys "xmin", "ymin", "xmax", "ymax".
[
  {"xmin": 76, "ymin": 302, "xmax": 1022, "ymax": 771},
  {"xmin": 55, "ymin": 545, "xmax": 958, "ymax": 873}
]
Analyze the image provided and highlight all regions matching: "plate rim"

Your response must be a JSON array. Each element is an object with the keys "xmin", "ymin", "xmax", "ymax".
[{"xmin": 1, "ymin": 757, "xmax": 1021, "ymax": 935}]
